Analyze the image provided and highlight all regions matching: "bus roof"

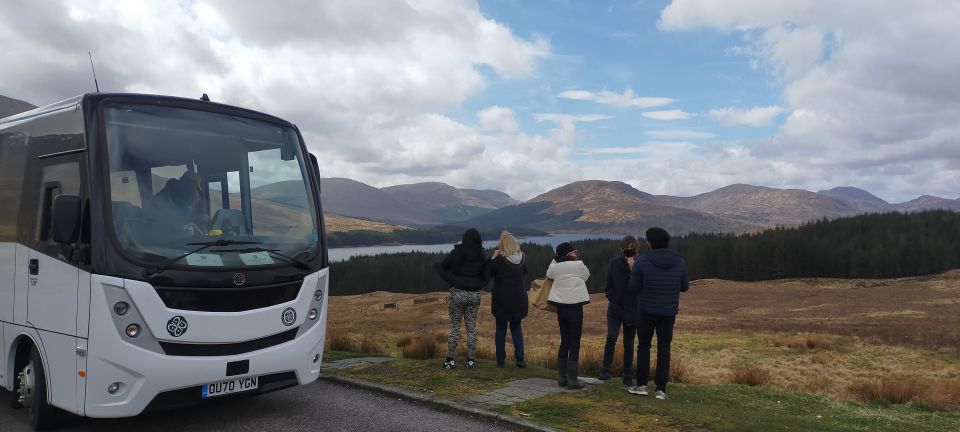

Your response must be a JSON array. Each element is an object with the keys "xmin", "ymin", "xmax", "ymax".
[{"xmin": 0, "ymin": 93, "xmax": 296, "ymax": 129}]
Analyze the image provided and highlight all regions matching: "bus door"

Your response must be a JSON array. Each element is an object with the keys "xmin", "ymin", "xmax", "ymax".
[{"xmin": 21, "ymin": 150, "xmax": 86, "ymax": 411}]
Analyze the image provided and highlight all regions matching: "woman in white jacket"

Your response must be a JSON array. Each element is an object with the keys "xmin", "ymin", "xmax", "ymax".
[{"xmin": 546, "ymin": 242, "xmax": 590, "ymax": 390}]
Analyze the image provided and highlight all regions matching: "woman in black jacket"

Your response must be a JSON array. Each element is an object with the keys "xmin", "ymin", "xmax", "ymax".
[
  {"xmin": 435, "ymin": 228, "xmax": 487, "ymax": 369},
  {"xmin": 485, "ymin": 231, "xmax": 528, "ymax": 368}
]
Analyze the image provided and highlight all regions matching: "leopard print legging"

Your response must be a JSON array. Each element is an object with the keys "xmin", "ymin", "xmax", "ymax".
[{"xmin": 447, "ymin": 288, "xmax": 481, "ymax": 359}]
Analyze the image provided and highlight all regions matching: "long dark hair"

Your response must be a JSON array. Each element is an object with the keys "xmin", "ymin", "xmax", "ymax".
[{"xmin": 460, "ymin": 228, "xmax": 484, "ymax": 258}]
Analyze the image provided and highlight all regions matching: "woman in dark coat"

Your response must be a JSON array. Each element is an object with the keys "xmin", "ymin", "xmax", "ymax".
[
  {"xmin": 485, "ymin": 231, "xmax": 528, "ymax": 367},
  {"xmin": 435, "ymin": 228, "xmax": 487, "ymax": 369}
]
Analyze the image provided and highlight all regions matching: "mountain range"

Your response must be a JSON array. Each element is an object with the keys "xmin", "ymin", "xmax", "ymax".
[
  {"xmin": 0, "ymin": 95, "xmax": 36, "ymax": 118},
  {"xmin": 6, "ymin": 94, "xmax": 957, "ymax": 235},
  {"xmin": 313, "ymin": 178, "xmax": 958, "ymax": 235}
]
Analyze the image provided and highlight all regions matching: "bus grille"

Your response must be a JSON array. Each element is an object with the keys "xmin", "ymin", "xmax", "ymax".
[
  {"xmin": 159, "ymin": 328, "xmax": 299, "ymax": 356},
  {"xmin": 155, "ymin": 281, "xmax": 302, "ymax": 312}
]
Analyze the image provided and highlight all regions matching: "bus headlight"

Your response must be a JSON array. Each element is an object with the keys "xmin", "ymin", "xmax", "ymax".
[
  {"xmin": 308, "ymin": 309, "xmax": 318, "ymax": 320},
  {"xmin": 113, "ymin": 302, "xmax": 130, "ymax": 316},
  {"xmin": 125, "ymin": 324, "xmax": 141, "ymax": 338}
]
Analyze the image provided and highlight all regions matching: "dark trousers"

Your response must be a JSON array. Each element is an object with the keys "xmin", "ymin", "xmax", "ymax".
[
  {"xmin": 636, "ymin": 312, "xmax": 676, "ymax": 391},
  {"xmin": 495, "ymin": 319, "xmax": 524, "ymax": 364},
  {"xmin": 556, "ymin": 304, "xmax": 584, "ymax": 362},
  {"xmin": 602, "ymin": 303, "xmax": 636, "ymax": 383}
]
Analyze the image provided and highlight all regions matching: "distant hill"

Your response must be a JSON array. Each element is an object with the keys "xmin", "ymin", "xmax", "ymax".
[
  {"xmin": 0, "ymin": 95, "xmax": 36, "ymax": 118},
  {"xmin": 315, "ymin": 178, "xmax": 439, "ymax": 226},
  {"xmin": 467, "ymin": 180, "xmax": 755, "ymax": 234},
  {"xmin": 324, "ymin": 213, "xmax": 407, "ymax": 233},
  {"xmin": 654, "ymin": 184, "xmax": 862, "ymax": 227},
  {"xmin": 818, "ymin": 186, "xmax": 890, "ymax": 213},
  {"xmin": 381, "ymin": 182, "xmax": 518, "ymax": 222},
  {"xmin": 894, "ymin": 195, "xmax": 960, "ymax": 212}
]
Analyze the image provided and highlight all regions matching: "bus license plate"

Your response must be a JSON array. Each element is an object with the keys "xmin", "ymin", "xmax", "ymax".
[{"xmin": 201, "ymin": 376, "xmax": 259, "ymax": 399}]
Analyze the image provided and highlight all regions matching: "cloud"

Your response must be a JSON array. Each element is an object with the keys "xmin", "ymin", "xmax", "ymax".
[
  {"xmin": 708, "ymin": 106, "xmax": 786, "ymax": 127},
  {"xmin": 655, "ymin": 0, "xmax": 960, "ymax": 202},
  {"xmin": 588, "ymin": 141, "xmax": 699, "ymax": 155},
  {"xmin": 0, "ymin": 0, "xmax": 576, "ymax": 200},
  {"xmin": 477, "ymin": 106, "xmax": 518, "ymax": 133},
  {"xmin": 534, "ymin": 113, "xmax": 612, "ymax": 124},
  {"xmin": 644, "ymin": 130, "xmax": 715, "ymax": 140},
  {"xmin": 641, "ymin": 109, "xmax": 695, "ymax": 121},
  {"xmin": 558, "ymin": 88, "xmax": 675, "ymax": 108}
]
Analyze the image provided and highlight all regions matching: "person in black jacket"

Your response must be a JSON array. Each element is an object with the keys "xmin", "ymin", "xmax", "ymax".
[
  {"xmin": 435, "ymin": 228, "xmax": 488, "ymax": 369},
  {"xmin": 599, "ymin": 235, "xmax": 639, "ymax": 386},
  {"xmin": 627, "ymin": 227, "xmax": 689, "ymax": 400},
  {"xmin": 485, "ymin": 231, "xmax": 529, "ymax": 368}
]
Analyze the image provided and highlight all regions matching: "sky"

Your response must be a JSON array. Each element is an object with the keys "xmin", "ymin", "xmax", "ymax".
[{"xmin": 1, "ymin": 0, "xmax": 958, "ymax": 203}]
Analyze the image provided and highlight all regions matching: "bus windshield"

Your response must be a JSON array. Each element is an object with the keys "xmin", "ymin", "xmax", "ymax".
[{"xmin": 104, "ymin": 103, "xmax": 319, "ymax": 269}]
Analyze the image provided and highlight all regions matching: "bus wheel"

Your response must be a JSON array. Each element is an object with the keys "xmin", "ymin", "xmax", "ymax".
[{"xmin": 17, "ymin": 347, "xmax": 61, "ymax": 430}]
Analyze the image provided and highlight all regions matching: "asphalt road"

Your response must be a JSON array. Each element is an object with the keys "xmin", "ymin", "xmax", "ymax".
[{"xmin": 0, "ymin": 380, "xmax": 521, "ymax": 432}]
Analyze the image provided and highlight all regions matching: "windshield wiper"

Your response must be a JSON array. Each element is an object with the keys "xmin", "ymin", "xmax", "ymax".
[
  {"xmin": 143, "ymin": 239, "xmax": 263, "ymax": 277},
  {"xmin": 212, "ymin": 247, "xmax": 311, "ymax": 270}
]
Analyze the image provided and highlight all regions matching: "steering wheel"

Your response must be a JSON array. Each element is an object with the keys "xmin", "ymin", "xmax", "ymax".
[{"xmin": 182, "ymin": 222, "xmax": 206, "ymax": 236}]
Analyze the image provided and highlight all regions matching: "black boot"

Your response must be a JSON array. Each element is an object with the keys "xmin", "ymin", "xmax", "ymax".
[
  {"xmin": 598, "ymin": 366, "xmax": 612, "ymax": 380},
  {"xmin": 557, "ymin": 359, "xmax": 568, "ymax": 387},
  {"xmin": 566, "ymin": 361, "xmax": 586, "ymax": 390}
]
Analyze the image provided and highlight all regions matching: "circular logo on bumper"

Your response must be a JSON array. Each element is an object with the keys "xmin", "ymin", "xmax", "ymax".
[
  {"xmin": 167, "ymin": 316, "xmax": 188, "ymax": 337},
  {"xmin": 233, "ymin": 273, "xmax": 246, "ymax": 286},
  {"xmin": 281, "ymin": 307, "xmax": 297, "ymax": 326}
]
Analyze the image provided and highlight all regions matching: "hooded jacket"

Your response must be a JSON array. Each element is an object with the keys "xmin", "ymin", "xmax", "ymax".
[
  {"xmin": 546, "ymin": 259, "xmax": 590, "ymax": 306},
  {"xmin": 435, "ymin": 228, "xmax": 488, "ymax": 291},
  {"xmin": 628, "ymin": 249, "xmax": 689, "ymax": 316},
  {"xmin": 485, "ymin": 252, "xmax": 529, "ymax": 321}
]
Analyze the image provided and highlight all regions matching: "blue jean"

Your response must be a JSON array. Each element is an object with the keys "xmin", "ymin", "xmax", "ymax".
[{"xmin": 495, "ymin": 319, "xmax": 524, "ymax": 364}]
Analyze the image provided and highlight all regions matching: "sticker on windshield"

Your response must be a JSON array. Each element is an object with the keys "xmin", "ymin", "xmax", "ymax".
[
  {"xmin": 184, "ymin": 253, "xmax": 225, "ymax": 267},
  {"xmin": 239, "ymin": 252, "xmax": 275, "ymax": 266}
]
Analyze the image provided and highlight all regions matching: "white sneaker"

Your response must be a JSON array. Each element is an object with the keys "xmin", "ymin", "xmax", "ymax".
[
  {"xmin": 655, "ymin": 390, "xmax": 667, "ymax": 400},
  {"xmin": 627, "ymin": 385, "xmax": 649, "ymax": 396}
]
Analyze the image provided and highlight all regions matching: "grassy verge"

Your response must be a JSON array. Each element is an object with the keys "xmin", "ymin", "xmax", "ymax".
[
  {"xmin": 327, "ymin": 357, "xmax": 554, "ymax": 400},
  {"xmin": 328, "ymin": 356, "xmax": 960, "ymax": 432},
  {"xmin": 323, "ymin": 349, "xmax": 382, "ymax": 362}
]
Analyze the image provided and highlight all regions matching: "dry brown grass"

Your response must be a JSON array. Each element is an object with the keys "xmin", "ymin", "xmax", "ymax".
[
  {"xmin": 358, "ymin": 334, "xmax": 386, "ymax": 354},
  {"xmin": 767, "ymin": 333, "xmax": 835, "ymax": 350},
  {"xmin": 810, "ymin": 350, "xmax": 832, "ymax": 365},
  {"xmin": 924, "ymin": 380, "xmax": 960, "ymax": 411},
  {"xmin": 730, "ymin": 365, "xmax": 771, "ymax": 387},
  {"xmin": 851, "ymin": 378, "xmax": 924, "ymax": 404},
  {"xmin": 454, "ymin": 338, "xmax": 495, "ymax": 360},
  {"xmin": 327, "ymin": 270, "xmax": 960, "ymax": 410},
  {"xmin": 326, "ymin": 332, "xmax": 387, "ymax": 354},
  {"xmin": 850, "ymin": 377, "xmax": 960, "ymax": 411},
  {"xmin": 327, "ymin": 332, "xmax": 356, "ymax": 352},
  {"xmin": 396, "ymin": 336, "xmax": 413, "ymax": 348},
  {"xmin": 400, "ymin": 337, "xmax": 441, "ymax": 360}
]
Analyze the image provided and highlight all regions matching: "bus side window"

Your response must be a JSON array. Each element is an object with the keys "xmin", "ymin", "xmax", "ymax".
[
  {"xmin": 38, "ymin": 182, "xmax": 62, "ymax": 242},
  {"xmin": 0, "ymin": 132, "xmax": 27, "ymax": 242},
  {"xmin": 30, "ymin": 161, "xmax": 81, "ymax": 258}
]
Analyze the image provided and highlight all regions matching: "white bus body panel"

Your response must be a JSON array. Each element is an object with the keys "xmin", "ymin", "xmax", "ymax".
[
  {"xmin": 83, "ymin": 268, "xmax": 329, "ymax": 418},
  {"xmin": 0, "ymin": 242, "xmax": 13, "ymax": 387}
]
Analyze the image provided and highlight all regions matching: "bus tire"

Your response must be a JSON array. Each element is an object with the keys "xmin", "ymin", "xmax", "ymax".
[{"xmin": 18, "ymin": 347, "xmax": 63, "ymax": 431}]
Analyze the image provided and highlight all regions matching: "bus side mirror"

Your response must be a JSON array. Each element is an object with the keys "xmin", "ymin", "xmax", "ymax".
[{"xmin": 51, "ymin": 195, "xmax": 81, "ymax": 244}]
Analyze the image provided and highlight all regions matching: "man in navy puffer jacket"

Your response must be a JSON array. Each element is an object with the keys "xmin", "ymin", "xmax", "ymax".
[{"xmin": 626, "ymin": 227, "xmax": 689, "ymax": 400}]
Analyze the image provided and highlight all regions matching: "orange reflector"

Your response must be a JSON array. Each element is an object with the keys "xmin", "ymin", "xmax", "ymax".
[{"xmin": 78, "ymin": 370, "xmax": 86, "ymax": 378}]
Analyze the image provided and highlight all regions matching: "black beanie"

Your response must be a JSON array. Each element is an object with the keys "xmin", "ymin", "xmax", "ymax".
[{"xmin": 555, "ymin": 242, "xmax": 575, "ymax": 261}]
